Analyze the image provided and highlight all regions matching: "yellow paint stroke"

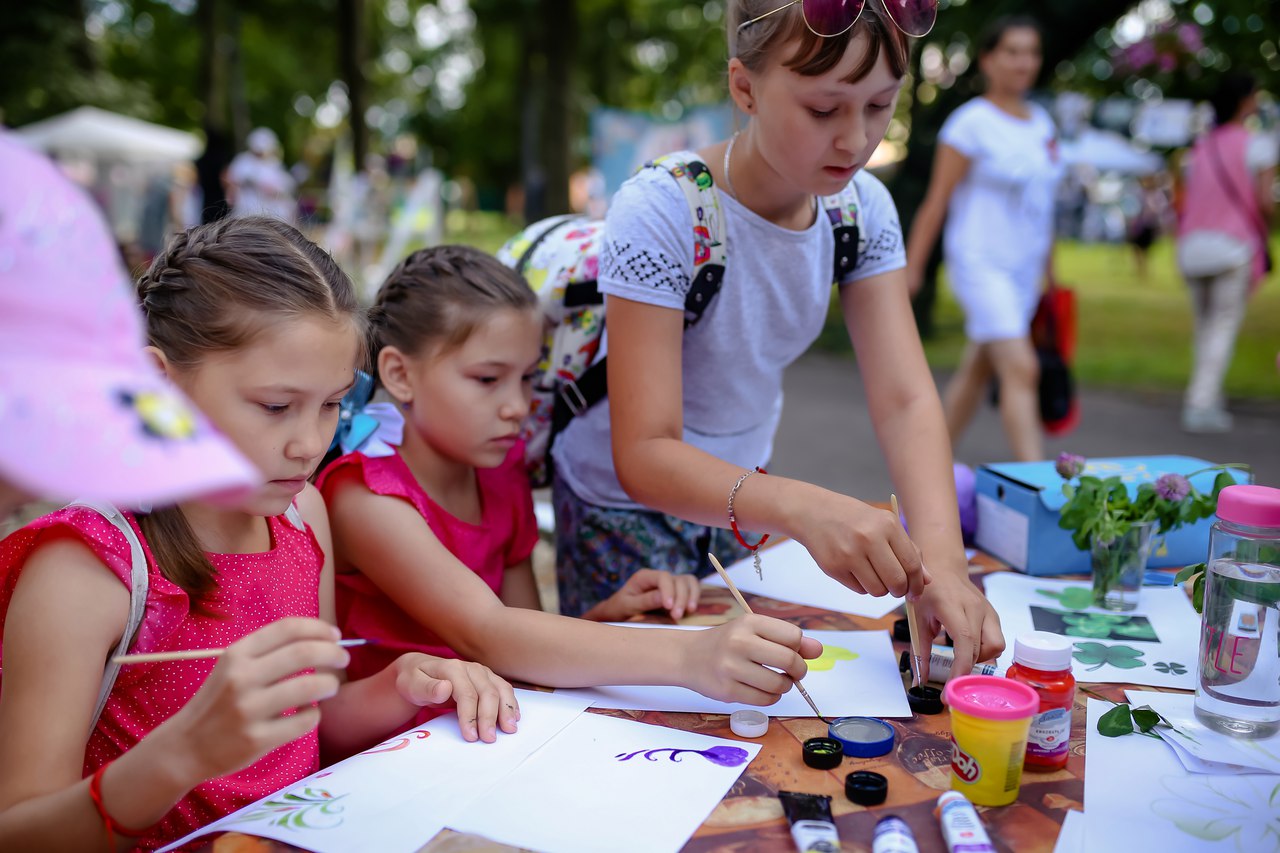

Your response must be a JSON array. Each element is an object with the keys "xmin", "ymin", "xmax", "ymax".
[{"xmin": 808, "ymin": 644, "xmax": 859, "ymax": 672}]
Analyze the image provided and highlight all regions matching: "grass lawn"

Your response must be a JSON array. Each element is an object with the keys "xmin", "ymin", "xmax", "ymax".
[{"xmin": 443, "ymin": 212, "xmax": 1279, "ymax": 401}]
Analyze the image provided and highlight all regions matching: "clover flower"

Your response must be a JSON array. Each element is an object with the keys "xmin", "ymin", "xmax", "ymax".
[
  {"xmin": 1055, "ymin": 452, "xmax": 1086, "ymax": 480},
  {"xmin": 1155, "ymin": 473, "xmax": 1191, "ymax": 503}
]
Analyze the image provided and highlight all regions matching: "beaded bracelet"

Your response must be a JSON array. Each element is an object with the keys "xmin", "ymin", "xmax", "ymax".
[
  {"xmin": 728, "ymin": 467, "xmax": 770, "ymax": 579},
  {"xmin": 89, "ymin": 762, "xmax": 150, "ymax": 849}
]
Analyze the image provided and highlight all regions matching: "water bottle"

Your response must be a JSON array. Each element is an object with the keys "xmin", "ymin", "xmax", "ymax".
[{"xmin": 1194, "ymin": 485, "xmax": 1280, "ymax": 738}]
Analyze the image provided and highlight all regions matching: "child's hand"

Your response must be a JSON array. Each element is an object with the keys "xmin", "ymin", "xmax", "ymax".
[
  {"xmin": 583, "ymin": 568, "xmax": 701, "ymax": 622},
  {"xmin": 680, "ymin": 615, "xmax": 823, "ymax": 706},
  {"xmin": 158, "ymin": 617, "xmax": 349, "ymax": 783},
  {"xmin": 391, "ymin": 654, "xmax": 520, "ymax": 744},
  {"xmin": 794, "ymin": 494, "xmax": 930, "ymax": 600}
]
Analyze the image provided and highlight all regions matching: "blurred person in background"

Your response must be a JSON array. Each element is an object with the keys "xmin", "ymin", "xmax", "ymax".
[
  {"xmin": 226, "ymin": 127, "xmax": 297, "ymax": 224},
  {"xmin": 1175, "ymin": 72, "xmax": 1276, "ymax": 433},
  {"xmin": 906, "ymin": 16, "xmax": 1063, "ymax": 462}
]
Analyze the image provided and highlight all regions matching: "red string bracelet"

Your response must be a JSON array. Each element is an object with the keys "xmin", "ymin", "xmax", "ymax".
[
  {"xmin": 89, "ymin": 762, "xmax": 150, "ymax": 849},
  {"xmin": 727, "ymin": 467, "xmax": 770, "ymax": 578}
]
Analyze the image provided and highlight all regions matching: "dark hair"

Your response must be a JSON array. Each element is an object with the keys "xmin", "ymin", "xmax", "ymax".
[
  {"xmin": 370, "ymin": 244, "xmax": 538, "ymax": 369},
  {"xmin": 977, "ymin": 15, "xmax": 1041, "ymax": 57},
  {"xmin": 136, "ymin": 216, "xmax": 364, "ymax": 611},
  {"xmin": 730, "ymin": 0, "xmax": 911, "ymax": 83},
  {"xmin": 1210, "ymin": 73, "xmax": 1258, "ymax": 126}
]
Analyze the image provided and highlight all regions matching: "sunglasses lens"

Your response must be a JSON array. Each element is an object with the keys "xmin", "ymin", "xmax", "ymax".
[
  {"xmin": 881, "ymin": 0, "xmax": 938, "ymax": 37},
  {"xmin": 801, "ymin": 0, "xmax": 864, "ymax": 38}
]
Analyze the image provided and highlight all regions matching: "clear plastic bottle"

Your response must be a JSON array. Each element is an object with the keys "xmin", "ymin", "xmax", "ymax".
[
  {"xmin": 1194, "ymin": 484, "xmax": 1280, "ymax": 738},
  {"xmin": 1004, "ymin": 631, "xmax": 1075, "ymax": 771}
]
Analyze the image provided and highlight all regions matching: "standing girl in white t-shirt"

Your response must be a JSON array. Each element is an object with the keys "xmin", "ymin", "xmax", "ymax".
[
  {"xmin": 553, "ymin": 0, "xmax": 1005, "ymax": 678},
  {"xmin": 905, "ymin": 16, "xmax": 1063, "ymax": 462}
]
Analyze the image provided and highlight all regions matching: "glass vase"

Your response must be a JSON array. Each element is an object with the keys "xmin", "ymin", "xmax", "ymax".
[{"xmin": 1090, "ymin": 523, "xmax": 1155, "ymax": 611}]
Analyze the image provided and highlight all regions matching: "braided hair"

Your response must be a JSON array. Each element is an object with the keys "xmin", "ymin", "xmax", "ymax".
[
  {"xmin": 369, "ymin": 244, "xmax": 537, "ymax": 372},
  {"xmin": 136, "ymin": 216, "xmax": 364, "ymax": 610}
]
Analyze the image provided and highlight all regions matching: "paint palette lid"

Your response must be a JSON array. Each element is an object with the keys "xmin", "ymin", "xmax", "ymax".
[
  {"xmin": 828, "ymin": 716, "xmax": 895, "ymax": 758},
  {"xmin": 729, "ymin": 709, "xmax": 769, "ymax": 738},
  {"xmin": 802, "ymin": 736, "xmax": 845, "ymax": 769},
  {"xmin": 845, "ymin": 770, "xmax": 888, "ymax": 806}
]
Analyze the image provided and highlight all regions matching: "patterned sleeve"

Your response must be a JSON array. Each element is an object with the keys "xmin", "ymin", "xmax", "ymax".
[
  {"xmin": 840, "ymin": 170, "xmax": 906, "ymax": 284},
  {"xmin": 597, "ymin": 168, "xmax": 695, "ymax": 311}
]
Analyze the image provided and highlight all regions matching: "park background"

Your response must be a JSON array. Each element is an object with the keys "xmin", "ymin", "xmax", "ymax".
[{"xmin": 3, "ymin": 0, "xmax": 1277, "ymax": 426}]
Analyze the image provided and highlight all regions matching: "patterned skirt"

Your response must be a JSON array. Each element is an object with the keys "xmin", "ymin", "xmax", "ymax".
[{"xmin": 552, "ymin": 471, "xmax": 752, "ymax": 617}]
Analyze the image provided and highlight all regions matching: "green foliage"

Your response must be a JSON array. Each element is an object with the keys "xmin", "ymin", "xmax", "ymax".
[
  {"xmin": 1097, "ymin": 700, "xmax": 1179, "ymax": 740},
  {"xmin": 1174, "ymin": 562, "xmax": 1207, "ymax": 614},
  {"xmin": 1072, "ymin": 641, "xmax": 1147, "ymax": 671},
  {"xmin": 1056, "ymin": 461, "xmax": 1240, "ymax": 551}
]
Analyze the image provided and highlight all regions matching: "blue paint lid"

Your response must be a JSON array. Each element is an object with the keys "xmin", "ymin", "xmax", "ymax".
[{"xmin": 828, "ymin": 716, "xmax": 894, "ymax": 758}]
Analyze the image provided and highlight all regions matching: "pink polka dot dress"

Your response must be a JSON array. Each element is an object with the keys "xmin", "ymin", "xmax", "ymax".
[{"xmin": 0, "ymin": 505, "xmax": 323, "ymax": 851}]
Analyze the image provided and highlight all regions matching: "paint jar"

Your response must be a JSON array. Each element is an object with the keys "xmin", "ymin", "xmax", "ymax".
[
  {"xmin": 1004, "ymin": 632, "xmax": 1075, "ymax": 772},
  {"xmin": 942, "ymin": 675, "xmax": 1038, "ymax": 806},
  {"xmin": 1194, "ymin": 485, "xmax": 1280, "ymax": 738}
]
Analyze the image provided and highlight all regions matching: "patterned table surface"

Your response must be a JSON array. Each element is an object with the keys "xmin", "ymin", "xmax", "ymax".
[{"xmin": 208, "ymin": 555, "xmax": 1169, "ymax": 853}]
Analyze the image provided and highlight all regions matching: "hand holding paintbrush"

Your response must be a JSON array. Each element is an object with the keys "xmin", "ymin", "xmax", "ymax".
[
  {"xmin": 890, "ymin": 494, "xmax": 930, "ymax": 687},
  {"xmin": 707, "ymin": 552, "xmax": 826, "ymax": 719}
]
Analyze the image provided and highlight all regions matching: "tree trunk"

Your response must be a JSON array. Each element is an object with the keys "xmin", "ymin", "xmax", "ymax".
[
  {"xmin": 339, "ymin": 0, "xmax": 368, "ymax": 170},
  {"xmin": 539, "ymin": 0, "xmax": 576, "ymax": 215},
  {"xmin": 196, "ymin": 0, "xmax": 233, "ymax": 223}
]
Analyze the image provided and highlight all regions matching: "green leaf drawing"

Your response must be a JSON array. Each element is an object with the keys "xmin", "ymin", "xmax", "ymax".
[
  {"xmin": 235, "ymin": 787, "xmax": 347, "ymax": 831},
  {"xmin": 1036, "ymin": 586, "xmax": 1095, "ymax": 611},
  {"xmin": 1072, "ymin": 641, "xmax": 1147, "ymax": 671},
  {"xmin": 1152, "ymin": 775, "xmax": 1280, "ymax": 849},
  {"xmin": 1153, "ymin": 661, "xmax": 1188, "ymax": 675}
]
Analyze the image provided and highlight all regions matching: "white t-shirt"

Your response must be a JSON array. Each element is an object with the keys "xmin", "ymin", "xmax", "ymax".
[
  {"xmin": 551, "ymin": 163, "xmax": 907, "ymax": 509},
  {"xmin": 227, "ymin": 152, "xmax": 296, "ymax": 223},
  {"xmin": 939, "ymin": 98, "xmax": 1063, "ymax": 277}
]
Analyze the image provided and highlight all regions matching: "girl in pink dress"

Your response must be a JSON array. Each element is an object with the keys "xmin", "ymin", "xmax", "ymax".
[
  {"xmin": 0, "ymin": 218, "xmax": 517, "ymax": 851},
  {"xmin": 320, "ymin": 245, "xmax": 823, "ymax": 744}
]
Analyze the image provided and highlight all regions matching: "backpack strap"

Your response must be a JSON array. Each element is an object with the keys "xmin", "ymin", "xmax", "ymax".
[
  {"xmin": 283, "ymin": 502, "xmax": 305, "ymax": 531},
  {"xmin": 67, "ymin": 499, "xmax": 149, "ymax": 738},
  {"xmin": 643, "ymin": 154, "xmax": 728, "ymax": 328},
  {"xmin": 820, "ymin": 178, "xmax": 865, "ymax": 283}
]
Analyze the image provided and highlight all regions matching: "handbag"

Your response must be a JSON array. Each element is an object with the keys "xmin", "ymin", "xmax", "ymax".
[{"xmin": 1031, "ymin": 283, "xmax": 1079, "ymax": 436}]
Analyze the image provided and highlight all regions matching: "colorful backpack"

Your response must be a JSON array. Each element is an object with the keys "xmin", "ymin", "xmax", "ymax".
[{"xmin": 498, "ymin": 153, "xmax": 866, "ymax": 487}]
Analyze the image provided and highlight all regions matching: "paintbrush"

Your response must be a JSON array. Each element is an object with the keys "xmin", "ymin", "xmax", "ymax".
[
  {"xmin": 112, "ymin": 638, "xmax": 375, "ymax": 665},
  {"xmin": 891, "ymin": 493, "xmax": 925, "ymax": 688},
  {"xmin": 707, "ymin": 552, "xmax": 825, "ymax": 720}
]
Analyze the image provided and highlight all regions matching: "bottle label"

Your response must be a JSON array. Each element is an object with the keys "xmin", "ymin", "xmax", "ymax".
[{"xmin": 1026, "ymin": 707, "xmax": 1070, "ymax": 758}]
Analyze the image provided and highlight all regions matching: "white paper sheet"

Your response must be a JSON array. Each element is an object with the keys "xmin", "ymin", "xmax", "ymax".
[
  {"xmin": 1083, "ymin": 698, "xmax": 1280, "ymax": 852},
  {"xmin": 556, "ymin": 626, "xmax": 911, "ymax": 717},
  {"xmin": 160, "ymin": 690, "xmax": 594, "ymax": 853},
  {"xmin": 702, "ymin": 538, "xmax": 904, "ymax": 618},
  {"xmin": 1123, "ymin": 690, "xmax": 1280, "ymax": 775},
  {"xmin": 448, "ymin": 711, "xmax": 761, "ymax": 853},
  {"xmin": 985, "ymin": 574, "xmax": 1200, "ymax": 688},
  {"xmin": 1052, "ymin": 809, "xmax": 1085, "ymax": 853}
]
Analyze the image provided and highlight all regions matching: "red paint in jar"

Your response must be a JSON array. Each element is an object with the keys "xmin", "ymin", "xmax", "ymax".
[{"xmin": 1005, "ymin": 631, "xmax": 1076, "ymax": 772}]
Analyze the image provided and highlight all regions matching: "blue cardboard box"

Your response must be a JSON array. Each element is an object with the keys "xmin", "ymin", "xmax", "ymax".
[{"xmin": 974, "ymin": 455, "xmax": 1249, "ymax": 576}]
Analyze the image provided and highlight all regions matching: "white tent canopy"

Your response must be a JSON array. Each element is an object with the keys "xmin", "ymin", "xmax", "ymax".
[
  {"xmin": 1059, "ymin": 128, "xmax": 1163, "ymax": 176},
  {"xmin": 13, "ymin": 106, "xmax": 202, "ymax": 162}
]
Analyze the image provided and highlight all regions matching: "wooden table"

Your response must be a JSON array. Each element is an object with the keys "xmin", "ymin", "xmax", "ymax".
[{"xmin": 208, "ymin": 553, "xmax": 1138, "ymax": 853}]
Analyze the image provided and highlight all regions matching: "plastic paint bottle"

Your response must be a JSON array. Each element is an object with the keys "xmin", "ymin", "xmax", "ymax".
[
  {"xmin": 936, "ymin": 791, "xmax": 996, "ymax": 853},
  {"xmin": 1004, "ymin": 631, "xmax": 1076, "ymax": 772},
  {"xmin": 778, "ymin": 791, "xmax": 839, "ymax": 853},
  {"xmin": 899, "ymin": 645, "xmax": 1004, "ymax": 684},
  {"xmin": 872, "ymin": 815, "xmax": 919, "ymax": 853}
]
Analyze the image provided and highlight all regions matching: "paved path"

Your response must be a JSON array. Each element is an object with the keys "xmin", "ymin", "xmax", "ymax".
[{"xmin": 771, "ymin": 352, "xmax": 1279, "ymax": 500}]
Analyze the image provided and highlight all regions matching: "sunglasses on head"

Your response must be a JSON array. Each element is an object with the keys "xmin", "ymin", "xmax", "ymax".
[{"xmin": 739, "ymin": 0, "xmax": 937, "ymax": 40}]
